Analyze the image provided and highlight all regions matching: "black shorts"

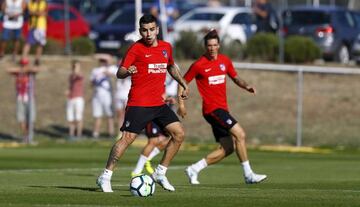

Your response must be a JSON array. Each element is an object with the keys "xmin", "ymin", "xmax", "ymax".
[
  {"xmin": 145, "ymin": 122, "xmax": 163, "ymax": 138},
  {"xmin": 121, "ymin": 105, "xmax": 179, "ymax": 134},
  {"xmin": 203, "ymin": 108, "xmax": 237, "ymax": 142}
]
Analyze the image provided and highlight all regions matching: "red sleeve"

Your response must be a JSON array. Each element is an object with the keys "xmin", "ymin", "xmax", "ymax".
[
  {"xmin": 120, "ymin": 44, "xmax": 137, "ymax": 68},
  {"xmin": 183, "ymin": 62, "xmax": 198, "ymax": 83},
  {"xmin": 168, "ymin": 44, "xmax": 174, "ymax": 66},
  {"xmin": 226, "ymin": 56, "xmax": 237, "ymax": 78}
]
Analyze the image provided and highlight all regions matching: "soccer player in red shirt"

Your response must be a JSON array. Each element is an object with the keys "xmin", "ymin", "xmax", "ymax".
[
  {"xmin": 96, "ymin": 14, "xmax": 189, "ymax": 193},
  {"xmin": 178, "ymin": 30, "xmax": 267, "ymax": 185}
]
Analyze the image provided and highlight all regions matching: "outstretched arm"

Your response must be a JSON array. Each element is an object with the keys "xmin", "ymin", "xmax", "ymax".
[
  {"xmin": 231, "ymin": 75, "xmax": 256, "ymax": 94},
  {"xmin": 168, "ymin": 64, "xmax": 189, "ymax": 100}
]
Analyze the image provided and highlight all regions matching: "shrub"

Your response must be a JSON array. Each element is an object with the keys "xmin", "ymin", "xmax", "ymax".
[
  {"xmin": 174, "ymin": 31, "xmax": 203, "ymax": 59},
  {"xmin": 284, "ymin": 35, "xmax": 321, "ymax": 63},
  {"xmin": 43, "ymin": 38, "xmax": 64, "ymax": 55},
  {"xmin": 2, "ymin": 39, "xmax": 25, "ymax": 54},
  {"xmin": 221, "ymin": 40, "xmax": 246, "ymax": 60},
  {"xmin": 71, "ymin": 37, "xmax": 95, "ymax": 55},
  {"xmin": 246, "ymin": 32, "xmax": 279, "ymax": 62}
]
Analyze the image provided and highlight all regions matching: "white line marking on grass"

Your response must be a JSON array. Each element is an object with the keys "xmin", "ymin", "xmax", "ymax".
[
  {"xmin": 0, "ymin": 165, "xmax": 195, "ymax": 174},
  {"xmin": 25, "ymin": 205, "xmax": 121, "ymax": 207},
  {"xmin": 111, "ymin": 184, "xmax": 360, "ymax": 193}
]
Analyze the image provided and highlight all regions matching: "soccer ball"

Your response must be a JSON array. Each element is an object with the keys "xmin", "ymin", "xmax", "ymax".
[{"xmin": 130, "ymin": 174, "xmax": 155, "ymax": 197}]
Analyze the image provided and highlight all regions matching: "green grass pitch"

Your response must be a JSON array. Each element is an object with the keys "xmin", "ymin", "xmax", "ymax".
[{"xmin": 0, "ymin": 141, "xmax": 359, "ymax": 207}]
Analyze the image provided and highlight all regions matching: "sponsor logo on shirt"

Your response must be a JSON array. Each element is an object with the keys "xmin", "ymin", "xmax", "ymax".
[
  {"xmin": 205, "ymin": 68, "xmax": 212, "ymax": 72},
  {"xmin": 148, "ymin": 63, "xmax": 167, "ymax": 73},
  {"xmin": 219, "ymin": 63, "xmax": 226, "ymax": 71},
  {"xmin": 208, "ymin": 74, "xmax": 225, "ymax": 85}
]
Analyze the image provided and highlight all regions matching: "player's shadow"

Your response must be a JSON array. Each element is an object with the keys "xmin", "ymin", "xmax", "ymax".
[
  {"xmin": 0, "ymin": 132, "xmax": 20, "ymax": 141},
  {"xmin": 55, "ymin": 186, "xmax": 99, "ymax": 192},
  {"xmin": 29, "ymin": 185, "xmax": 132, "ymax": 195},
  {"xmin": 29, "ymin": 185, "xmax": 98, "ymax": 192},
  {"xmin": 35, "ymin": 125, "xmax": 93, "ymax": 139}
]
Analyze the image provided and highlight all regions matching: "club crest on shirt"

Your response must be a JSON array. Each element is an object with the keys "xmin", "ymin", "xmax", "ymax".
[
  {"xmin": 162, "ymin": 50, "xmax": 168, "ymax": 59},
  {"xmin": 219, "ymin": 64, "xmax": 226, "ymax": 71},
  {"xmin": 125, "ymin": 121, "xmax": 130, "ymax": 127}
]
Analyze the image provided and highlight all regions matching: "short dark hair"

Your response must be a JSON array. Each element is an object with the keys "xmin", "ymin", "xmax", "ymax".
[
  {"xmin": 139, "ymin": 14, "xmax": 157, "ymax": 26},
  {"xmin": 204, "ymin": 29, "xmax": 220, "ymax": 46}
]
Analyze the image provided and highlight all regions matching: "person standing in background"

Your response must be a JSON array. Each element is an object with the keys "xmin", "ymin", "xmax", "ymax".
[
  {"xmin": 22, "ymin": 0, "xmax": 47, "ymax": 66},
  {"xmin": 7, "ymin": 58, "xmax": 39, "ymax": 143},
  {"xmin": 65, "ymin": 60, "xmax": 85, "ymax": 140},
  {"xmin": 253, "ymin": 0, "xmax": 278, "ymax": 33},
  {"xmin": 0, "ymin": 0, "xmax": 26, "ymax": 62},
  {"xmin": 150, "ymin": 0, "xmax": 179, "ymax": 39},
  {"xmin": 113, "ymin": 69, "xmax": 131, "ymax": 136},
  {"xmin": 90, "ymin": 54, "xmax": 116, "ymax": 138}
]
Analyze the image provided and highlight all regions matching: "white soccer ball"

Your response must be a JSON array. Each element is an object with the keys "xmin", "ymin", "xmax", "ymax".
[{"xmin": 130, "ymin": 174, "xmax": 155, "ymax": 197}]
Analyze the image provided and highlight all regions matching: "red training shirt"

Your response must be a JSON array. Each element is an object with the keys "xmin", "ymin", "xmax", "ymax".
[
  {"xmin": 183, "ymin": 54, "xmax": 237, "ymax": 114},
  {"xmin": 121, "ymin": 40, "xmax": 174, "ymax": 107},
  {"xmin": 15, "ymin": 73, "xmax": 30, "ymax": 100},
  {"xmin": 68, "ymin": 74, "xmax": 84, "ymax": 99}
]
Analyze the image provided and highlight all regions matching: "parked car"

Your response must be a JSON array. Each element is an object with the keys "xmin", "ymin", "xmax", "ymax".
[
  {"xmin": 172, "ymin": 7, "xmax": 257, "ymax": 45},
  {"xmin": 89, "ymin": 3, "xmax": 153, "ymax": 53},
  {"xmin": 349, "ymin": 11, "xmax": 360, "ymax": 64},
  {"xmin": 101, "ymin": 0, "xmax": 205, "ymax": 22},
  {"xmin": 0, "ymin": 3, "xmax": 90, "ymax": 45},
  {"xmin": 48, "ymin": 0, "xmax": 114, "ymax": 27},
  {"xmin": 46, "ymin": 3, "xmax": 90, "ymax": 44},
  {"xmin": 282, "ymin": 6, "xmax": 360, "ymax": 64}
]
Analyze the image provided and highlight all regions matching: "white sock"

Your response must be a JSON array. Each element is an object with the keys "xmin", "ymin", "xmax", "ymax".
[
  {"xmin": 155, "ymin": 164, "xmax": 167, "ymax": 175},
  {"xmin": 132, "ymin": 154, "xmax": 148, "ymax": 174},
  {"xmin": 191, "ymin": 158, "xmax": 208, "ymax": 173},
  {"xmin": 242, "ymin": 160, "xmax": 253, "ymax": 176},
  {"xmin": 148, "ymin": 147, "xmax": 160, "ymax": 160},
  {"xmin": 103, "ymin": 169, "xmax": 113, "ymax": 178}
]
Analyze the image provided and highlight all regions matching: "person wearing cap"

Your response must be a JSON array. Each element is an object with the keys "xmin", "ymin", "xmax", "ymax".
[
  {"xmin": 7, "ymin": 58, "xmax": 39, "ymax": 143},
  {"xmin": 89, "ymin": 54, "xmax": 117, "ymax": 138}
]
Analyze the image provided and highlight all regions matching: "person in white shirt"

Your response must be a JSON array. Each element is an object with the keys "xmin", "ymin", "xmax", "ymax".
[
  {"xmin": 113, "ymin": 73, "xmax": 131, "ymax": 134},
  {"xmin": 90, "ymin": 54, "xmax": 117, "ymax": 138},
  {"xmin": 0, "ymin": 0, "xmax": 26, "ymax": 61}
]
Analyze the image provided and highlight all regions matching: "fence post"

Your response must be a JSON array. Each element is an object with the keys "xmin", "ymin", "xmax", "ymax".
[
  {"xmin": 27, "ymin": 73, "xmax": 35, "ymax": 144},
  {"xmin": 296, "ymin": 69, "xmax": 304, "ymax": 147},
  {"xmin": 64, "ymin": 0, "xmax": 71, "ymax": 55}
]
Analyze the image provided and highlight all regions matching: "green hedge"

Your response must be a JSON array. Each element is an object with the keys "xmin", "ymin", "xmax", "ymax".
[
  {"xmin": 285, "ymin": 35, "xmax": 321, "ymax": 63},
  {"xmin": 43, "ymin": 38, "xmax": 64, "ymax": 54},
  {"xmin": 174, "ymin": 31, "xmax": 203, "ymax": 59},
  {"xmin": 246, "ymin": 32, "xmax": 279, "ymax": 62},
  {"xmin": 221, "ymin": 40, "xmax": 246, "ymax": 60},
  {"xmin": 71, "ymin": 37, "xmax": 95, "ymax": 55}
]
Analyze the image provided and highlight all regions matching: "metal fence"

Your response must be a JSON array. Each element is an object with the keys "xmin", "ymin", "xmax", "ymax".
[{"xmin": 233, "ymin": 62, "xmax": 360, "ymax": 147}]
